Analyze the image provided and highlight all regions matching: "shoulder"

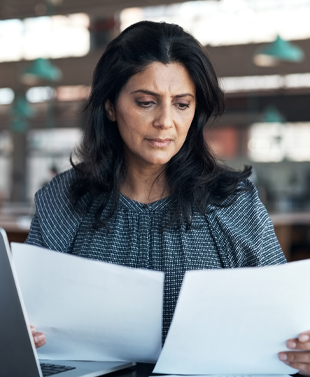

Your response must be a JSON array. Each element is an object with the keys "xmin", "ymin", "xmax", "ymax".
[
  {"xmin": 207, "ymin": 179, "xmax": 286, "ymax": 267},
  {"xmin": 33, "ymin": 168, "xmax": 91, "ymax": 251},
  {"xmin": 37, "ymin": 168, "xmax": 77, "ymax": 199},
  {"xmin": 35, "ymin": 168, "xmax": 81, "ymax": 220},
  {"xmin": 35, "ymin": 168, "xmax": 91, "ymax": 212},
  {"xmin": 212, "ymin": 179, "xmax": 267, "ymax": 223}
]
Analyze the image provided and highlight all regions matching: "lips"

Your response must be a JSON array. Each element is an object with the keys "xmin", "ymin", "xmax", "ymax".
[{"xmin": 146, "ymin": 138, "xmax": 172, "ymax": 147}]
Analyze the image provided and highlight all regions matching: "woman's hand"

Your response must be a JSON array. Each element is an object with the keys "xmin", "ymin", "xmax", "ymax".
[
  {"xmin": 30, "ymin": 325, "xmax": 46, "ymax": 349},
  {"xmin": 279, "ymin": 331, "xmax": 310, "ymax": 375}
]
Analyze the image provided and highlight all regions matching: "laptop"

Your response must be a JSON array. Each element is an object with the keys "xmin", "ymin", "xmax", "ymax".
[{"xmin": 0, "ymin": 227, "xmax": 135, "ymax": 377}]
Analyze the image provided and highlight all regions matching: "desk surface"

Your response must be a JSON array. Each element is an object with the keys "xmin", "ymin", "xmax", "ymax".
[
  {"xmin": 270, "ymin": 211, "xmax": 310, "ymax": 225},
  {"xmin": 114, "ymin": 363, "xmax": 303, "ymax": 377},
  {"xmin": 112, "ymin": 363, "xmax": 155, "ymax": 377}
]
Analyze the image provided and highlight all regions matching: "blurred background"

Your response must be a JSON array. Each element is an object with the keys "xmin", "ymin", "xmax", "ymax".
[{"xmin": 1, "ymin": 0, "xmax": 310, "ymax": 261}]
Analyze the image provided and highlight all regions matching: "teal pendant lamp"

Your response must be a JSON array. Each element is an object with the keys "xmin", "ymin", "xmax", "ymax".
[
  {"xmin": 253, "ymin": 35, "xmax": 304, "ymax": 66},
  {"xmin": 259, "ymin": 105, "xmax": 285, "ymax": 123},
  {"xmin": 21, "ymin": 58, "xmax": 62, "ymax": 85}
]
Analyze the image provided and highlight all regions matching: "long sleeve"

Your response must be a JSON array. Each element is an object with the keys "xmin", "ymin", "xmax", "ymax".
[
  {"xmin": 25, "ymin": 169, "xmax": 91, "ymax": 253},
  {"xmin": 25, "ymin": 212, "xmax": 46, "ymax": 248}
]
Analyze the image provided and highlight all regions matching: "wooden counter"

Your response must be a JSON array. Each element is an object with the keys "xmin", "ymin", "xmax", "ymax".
[
  {"xmin": 270, "ymin": 212, "xmax": 310, "ymax": 261},
  {"xmin": 0, "ymin": 214, "xmax": 31, "ymax": 243}
]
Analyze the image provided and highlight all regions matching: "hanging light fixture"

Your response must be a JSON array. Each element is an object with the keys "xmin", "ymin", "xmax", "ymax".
[
  {"xmin": 20, "ymin": 58, "xmax": 62, "ymax": 85},
  {"xmin": 259, "ymin": 104, "xmax": 285, "ymax": 123},
  {"xmin": 253, "ymin": 35, "xmax": 304, "ymax": 67}
]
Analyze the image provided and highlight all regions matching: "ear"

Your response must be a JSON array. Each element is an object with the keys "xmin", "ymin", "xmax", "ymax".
[{"xmin": 105, "ymin": 100, "xmax": 116, "ymax": 121}]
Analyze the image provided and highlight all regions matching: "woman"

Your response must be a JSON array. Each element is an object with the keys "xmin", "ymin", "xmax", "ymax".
[{"xmin": 27, "ymin": 21, "xmax": 310, "ymax": 374}]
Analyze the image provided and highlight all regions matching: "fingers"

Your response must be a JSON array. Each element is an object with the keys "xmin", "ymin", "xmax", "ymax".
[
  {"xmin": 279, "ymin": 352, "xmax": 310, "ymax": 376},
  {"xmin": 278, "ymin": 332, "xmax": 310, "ymax": 375},
  {"xmin": 279, "ymin": 332, "xmax": 310, "ymax": 376},
  {"xmin": 279, "ymin": 351, "xmax": 310, "ymax": 364},
  {"xmin": 286, "ymin": 332, "xmax": 310, "ymax": 351},
  {"xmin": 299, "ymin": 332, "xmax": 310, "ymax": 342},
  {"xmin": 34, "ymin": 332, "xmax": 46, "ymax": 348},
  {"xmin": 30, "ymin": 326, "xmax": 46, "ymax": 348}
]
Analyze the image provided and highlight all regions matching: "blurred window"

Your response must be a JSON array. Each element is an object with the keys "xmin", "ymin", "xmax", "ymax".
[
  {"xmin": 26, "ymin": 87, "xmax": 55, "ymax": 103},
  {"xmin": 286, "ymin": 123, "xmax": 310, "ymax": 161},
  {"xmin": 25, "ymin": 85, "xmax": 90, "ymax": 103},
  {"xmin": 248, "ymin": 123, "xmax": 285, "ymax": 162},
  {"xmin": 28, "ymin": 128, "xmax": 82, "ymax": 154},
  {"xmin": 121, "ymin": 0, "xmax": 310, "ymax": 46},
  {"xmin": 248, "ymin": 122, "xmax": 310, "ymax": 162},
  {"xmin": 221, "ymin": 74, "xmax": 310, "ymax": 93},
  {"xmin": 0, "ymin": 88, "xmax": 15, "ymax": 104},
  {"xmin": 0, "ymin": 132, "xmax": 12, "ymax": 200},
  {"xmin": 27, "ymin": 128, "xmax": 82, "ymax": 199},
  {"xmin": 0, "ymin": 14, "xmax": 89, "ymax": 62}
]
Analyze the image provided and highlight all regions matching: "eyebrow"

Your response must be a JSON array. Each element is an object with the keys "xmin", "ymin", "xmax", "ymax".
[{"xmin": 130, "ymin": 89, "xmax": 195, "ymax": 99}]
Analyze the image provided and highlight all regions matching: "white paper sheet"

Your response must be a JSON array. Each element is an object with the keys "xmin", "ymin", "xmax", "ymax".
[
  {"xmin": 11, "ymin": 243, "xmax": 164, "ymax": 363},
  {"xmin": 154, "ymin": 260, "xmax": 310, "ymax": 374}
]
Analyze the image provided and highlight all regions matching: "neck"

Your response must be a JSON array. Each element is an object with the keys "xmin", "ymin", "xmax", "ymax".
[{"xmin": 120, "ymin": 165, "xmax": 170, "ymax": 204}]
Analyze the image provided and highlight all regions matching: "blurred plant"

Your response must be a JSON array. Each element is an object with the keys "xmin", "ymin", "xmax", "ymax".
[{"xmin": 11, "ymin": 94, "xmax": 35, "ymax": 132}]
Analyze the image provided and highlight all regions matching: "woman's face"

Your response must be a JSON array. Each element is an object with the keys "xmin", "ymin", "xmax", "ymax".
[{"xmin": 105, "ymin": 62, "xmax": 196, "ymax": 171}]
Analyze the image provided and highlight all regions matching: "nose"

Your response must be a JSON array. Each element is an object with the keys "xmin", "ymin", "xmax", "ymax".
[{"xmin": 153, "ymin": 104, "xmax": 174, "ymax": 129}]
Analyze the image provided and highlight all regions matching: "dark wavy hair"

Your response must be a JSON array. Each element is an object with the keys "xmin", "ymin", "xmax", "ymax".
[{"xmin": 70, "ymin": 20, "xmax": 251, "ymax": 227}]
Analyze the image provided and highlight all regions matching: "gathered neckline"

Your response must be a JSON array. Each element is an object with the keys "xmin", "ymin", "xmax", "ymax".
[{"xmin": 119, "ymin": 193, "xmax": 173, "ymax": 212}]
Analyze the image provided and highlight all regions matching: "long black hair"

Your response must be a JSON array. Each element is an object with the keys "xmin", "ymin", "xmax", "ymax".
[{"xmin": 70, "ymin": 20, "xmax": 251, "ymax": 227}]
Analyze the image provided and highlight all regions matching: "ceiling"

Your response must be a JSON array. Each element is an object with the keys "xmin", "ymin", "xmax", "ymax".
[
  {"xmin": 1, "ymin": 0, "xmax": 310, "ymax": 131},
  {"xmin": 1, "ymin": 38, "xmax": 309, "ymax": 92},
  {"xmin": 0, "ymin": 0, "xmax": 202, "ymax": 20}
]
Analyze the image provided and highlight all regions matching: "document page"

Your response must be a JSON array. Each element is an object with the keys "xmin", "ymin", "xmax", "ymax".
[
  {"xmin": 12, "ymin": 243, "xmax": 164, "ymax": 363},
  {"xmin": 154, "ymin": 259, "xmax": 310, "ymax": 374}
]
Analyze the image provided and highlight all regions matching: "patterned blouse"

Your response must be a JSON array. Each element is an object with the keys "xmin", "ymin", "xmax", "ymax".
[{"xmin": 26, "ymin": 168, "xmax": 286, "ymax": 341}]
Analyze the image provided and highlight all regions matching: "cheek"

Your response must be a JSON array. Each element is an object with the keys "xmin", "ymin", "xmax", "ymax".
[
  {"xmin": 179, "ymin": 108, "xmax": 195, "ymax": 129},
  {"xmin": 179, "ymin": 117, "xmax": 194, "ymax": 139},
  {"xmin": 117, "ymin": 119, "xmax": 143, "ymax": 149},
  {"xmin": 117, "ymin": 107, "xmax": 148, "ymax": 132}
]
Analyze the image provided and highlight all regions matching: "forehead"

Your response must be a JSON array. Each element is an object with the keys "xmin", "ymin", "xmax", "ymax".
[{"xmin": 121, "ymin": 62, "xmax": 196, "ymax": 95}]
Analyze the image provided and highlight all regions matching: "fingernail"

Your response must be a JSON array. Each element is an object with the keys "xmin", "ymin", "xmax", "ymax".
[
  {"xmin": 279, "ymin": 354, "xmax": 287, "ymax": 361},
  {"xmin": 284, "ymin": 361, "xmax": 290, "ymax": 365},
  {"xmin": 299, "ymin": 334, "xmax": 309, "ymax": 342},
  {"xmin": 287, "ymin": 341, "xmax": 296, "ymax": 349}
]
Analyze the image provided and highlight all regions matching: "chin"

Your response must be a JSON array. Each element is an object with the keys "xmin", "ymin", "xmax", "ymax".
[
  {"xmin": 148, "ymin": 156, "xmax": 172, "ymax": 166},
  {"xmin": 140, "ymin": 152, "xmax": 169, "ymax": 165}
]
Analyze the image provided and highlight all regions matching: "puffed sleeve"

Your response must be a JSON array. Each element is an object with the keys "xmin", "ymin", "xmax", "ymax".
[
  {"xmin": 25, "ymin": 169, "xmax": 91, "ymax": 253},
  {"xmin": 206, "ymin": 179, "xmax": 286, "ymax": 268}
]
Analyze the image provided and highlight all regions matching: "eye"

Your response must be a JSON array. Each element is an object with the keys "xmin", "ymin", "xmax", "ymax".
[
  {"xmin": 136, "ymin": 101, "xmax": 156, "ymax": 108},
  {"xmin": 176, "ymin": 103, "xmax": 190, "ymax": 110}
]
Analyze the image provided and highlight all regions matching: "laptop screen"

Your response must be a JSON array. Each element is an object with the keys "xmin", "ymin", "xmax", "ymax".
[{"xmin": 0, "ymin": 228, "xmax": 41, "ymax": 377}]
